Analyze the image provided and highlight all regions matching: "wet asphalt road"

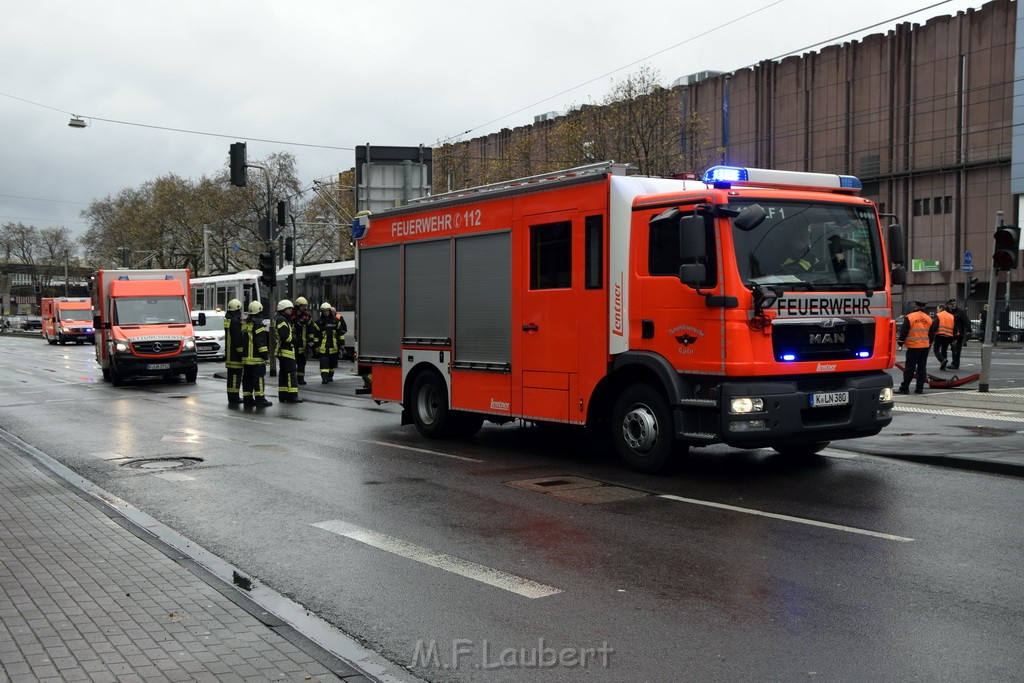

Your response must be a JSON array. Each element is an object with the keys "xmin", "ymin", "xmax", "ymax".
[{"xmin": 1, "ymin": 335, "xmax": 1022, "ymax": 682}]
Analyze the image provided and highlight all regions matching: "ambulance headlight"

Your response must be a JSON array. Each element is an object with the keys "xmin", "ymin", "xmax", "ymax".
[
  {"xmin": 878, "ymin": 387, "xmax": 893, "ymax": 403},
  {"xmin": 183, "ymin": 339, "xmax": 195, "ymax": 350},
  {"xmin": 114, "ymin": 341, "xmax": 130, "ymax": 353},
  {"xmin": 729, "ymin": 397, "xmax": 764, "ymax": 414}
]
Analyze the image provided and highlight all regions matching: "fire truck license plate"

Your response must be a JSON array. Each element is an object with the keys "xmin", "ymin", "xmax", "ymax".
[
  {"xmin": 146, "ymin": 363, "xmax": 171, "ymax": 370},
  {"xmin": 810, "ymin": 391, "xmax": 849, "ymax": 407}
]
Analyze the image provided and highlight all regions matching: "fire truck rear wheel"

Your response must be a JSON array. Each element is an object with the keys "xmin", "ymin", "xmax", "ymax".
[
  {"xmin": 612, "ymin": 384, "xmax": 675, "ymax": 473},
  {"xmin": 411, "ymin": 371, "xmax": 451, "ymax": 438}
]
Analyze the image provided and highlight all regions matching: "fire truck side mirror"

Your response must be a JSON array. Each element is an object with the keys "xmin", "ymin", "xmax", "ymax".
[
  {"xmin": 887, "ymin": 223, "xmax": 905, "ymax": 264},
  {"xmin": 678, "ymin": 214, "xmax": 707, "ymax": 261}
]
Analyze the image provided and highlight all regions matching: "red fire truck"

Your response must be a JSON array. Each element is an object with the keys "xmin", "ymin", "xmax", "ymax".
[{"xmin": 354, "ymin": 162, "xmax": 906, "ymax": 472}]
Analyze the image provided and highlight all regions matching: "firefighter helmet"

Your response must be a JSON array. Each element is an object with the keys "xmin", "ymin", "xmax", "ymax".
[
  {"xmin": 277, "ymin": 299, "xmax": 294, "ymax": 310},
  {"xmin": 248, "ymin": 301, "xmax": 263, "ymax": 314},
  {"xmin": 320, "ymin": 302, "xmax": 332, "ymax": 310},
  {"xmin": 226, "ymin": 299, "xmax": 242, "ymax": 311},
  {"xmin": 295, "ymin": 297, "xmax": 308, "ymax": 306}
]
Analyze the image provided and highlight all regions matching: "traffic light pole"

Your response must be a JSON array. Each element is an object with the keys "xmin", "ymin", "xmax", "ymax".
[{"xmin": 979, "ymin": 211, "xmax": 1003, "ymax": 392}]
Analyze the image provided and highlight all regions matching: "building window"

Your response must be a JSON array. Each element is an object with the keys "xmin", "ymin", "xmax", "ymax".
[
  {"xmin": 922, "ymin": 199, "xmax": 930, "ymax": 216},
  {"xmin": 913, "ymin": 199, "xmax": 923, "ymax": 217},
  {"xmin": 944, "ymin": 196, "xmax": 953, "ymax": 214},
  {"xmin": 933, "ymin": 197, "xmax": 942, "ymax": 215}
]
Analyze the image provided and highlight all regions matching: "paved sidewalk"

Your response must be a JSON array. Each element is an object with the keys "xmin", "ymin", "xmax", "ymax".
[{"xmin": 0, "ymin": 441, "xmax": 375, "ymax": 683}]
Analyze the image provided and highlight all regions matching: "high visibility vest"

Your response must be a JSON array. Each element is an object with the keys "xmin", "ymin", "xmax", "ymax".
[
  {"xmin": 904, "ymin": 311, "xmax": 933, "ymax": 348},
  {"xmin": 274, "ymin": 314, "xmax": 295, "ymax": 359},
  {"xmin": 224, "ymin": 313, "xmax": 244, "ymax": 369},
  {"xmin": 241, "ymin": 319, "xmax": 268, "ymax": 365},
  {"xmin": 935, "ymin": 310, "xmax": 954, "ymax": 338}
]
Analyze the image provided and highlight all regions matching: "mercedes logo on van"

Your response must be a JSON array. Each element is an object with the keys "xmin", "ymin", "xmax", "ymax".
[{"xmin": 152, "ymin": 341, "xmax": 163, "ymax": 353}]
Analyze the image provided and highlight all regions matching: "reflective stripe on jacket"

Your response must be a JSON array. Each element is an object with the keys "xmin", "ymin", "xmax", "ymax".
[
  {"xmin": 241, "ymin": 319, "xmax": 268, "ymax": 365},
  {"xmin": 275, "ymin": 314, "xmax": 295, "ymax": 359}
]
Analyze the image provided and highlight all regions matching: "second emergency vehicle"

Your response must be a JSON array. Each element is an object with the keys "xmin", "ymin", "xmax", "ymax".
[
  {"xmin": 41, "ymin": 297, "xmax": 94, "ymax": 344},
  {"xmin": 354, "ymin": 162, "xmax": 906, "ymax": 472}
]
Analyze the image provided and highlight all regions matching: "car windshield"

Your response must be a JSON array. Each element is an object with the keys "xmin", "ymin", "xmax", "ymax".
[
  {"xmin": 114, "ymin": 297, "xmax": 189, "ymax": 325},
  {"xmin": 59, "ymin": 309, "xmax": 92, "ymax": 322},
  {"xmin": 730, "ymin": 200, "xmax": 885, "ymax": 290},
  {"xmin": 193, "ymin": 314, "xmax": 224, "ymax": 332}
]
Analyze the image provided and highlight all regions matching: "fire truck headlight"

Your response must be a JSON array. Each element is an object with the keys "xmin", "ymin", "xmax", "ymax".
[
  {"xmin": 113, "ymin": 341, "xmax": 129, "ymax": 353},
  {"xmin": 183, "ymin": 339, "xmax": 196, "ymax": 350},
  {"xmin": 878, "ymin": 387, "xmax": 893, "ymax": 403},
  {"xmin": 729, "ymin": 397, "xmax": 764, "ymax": 414}
]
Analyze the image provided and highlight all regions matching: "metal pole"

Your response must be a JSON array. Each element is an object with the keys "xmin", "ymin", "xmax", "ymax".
[
  {"xmin": 64, "ymin": 253, "xmax": 69, "ymax": 297},
  {"xmin": 979, "ymin": 211, "xmax": 1002, "ymax": 392},
  {"xmin": 202, "ymin": 226, "xmax": 210, "ymax": 276}
]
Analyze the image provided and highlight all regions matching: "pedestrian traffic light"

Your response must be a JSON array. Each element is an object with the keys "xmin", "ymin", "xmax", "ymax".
[
  {"xmin": 967, "ymin": 276, "xmax": 978, "ymax": 295},
  {"xmin": 277, "ymin": 200, "xmax": 287, "ymax": 227},
  {"xmin": 229, "ymin": 142, "xmax": 247, "ymax": 187},
  {"xmin": 33, "ymin": 280, "xmax": 41, "ymax": 294},
  {"xmin": 258, "ymin": 250, "xmax": 275, "ymax": 288},
  {"xmin": 993, "ymin": 225, "xmax": 1020, "ymax": 271}
]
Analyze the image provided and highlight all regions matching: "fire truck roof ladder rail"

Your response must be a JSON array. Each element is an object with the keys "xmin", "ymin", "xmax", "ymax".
[{"xmin": 406, "ymin": 161, "xmax": 627, "ymax": 207}]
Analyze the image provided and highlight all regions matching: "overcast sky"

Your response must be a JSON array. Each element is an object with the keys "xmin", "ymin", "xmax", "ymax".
[{"xmin": 1, "ymin": 0, "xmax": 989, "ymax": 241}]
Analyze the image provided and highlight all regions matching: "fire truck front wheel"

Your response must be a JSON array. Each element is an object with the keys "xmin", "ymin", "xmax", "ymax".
[
  {"xmin": 612, "ymin": 384, "xmax": 676, "ymax": 474},
  {"xmin": 411, "ymin": 371, "xmax": 452, "ymax": 438}
]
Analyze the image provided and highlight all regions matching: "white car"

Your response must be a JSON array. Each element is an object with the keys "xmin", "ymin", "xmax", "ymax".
[{"xmin": 192, "ymin": 310, "xmax": 225, "ymax": 360}]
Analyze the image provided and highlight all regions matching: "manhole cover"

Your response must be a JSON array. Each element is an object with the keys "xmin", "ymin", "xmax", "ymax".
[{"xmin": 122, "ymin": 457, "xmax": 203, "ymax": 471}]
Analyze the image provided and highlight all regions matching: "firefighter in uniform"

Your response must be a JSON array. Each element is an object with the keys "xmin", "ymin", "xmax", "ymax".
[
  {"xmin": 311, "ymin": 302, "xmax": 342, "ymax": 383},
  {"xmin": 224, "ymin": 298, "xmax": 244, "ymax": 405},
  {"xmin": 897, "ymin": 300, "xmax": 935, "ymax": 395},
  {"xmin": 292, "ymin": 296, "xmax": 311, "ymax": 385},
  {"xmin": 333, "ymin": 307, "xmax": 347, "ymax": 360},
  {"xmin": 946, "ymin": 298, "xmax": 970, "ymax": 369},
  {"xmin": 241, "ymin": 301, "xmax": 272, "ymax": 407},
  {"xmin": 932, "ymin": 304, "xmax": 954, "ymax": 371},
  {"xmin": 275, "ymin": 299, "xmax": 303, "ymax": 403}
]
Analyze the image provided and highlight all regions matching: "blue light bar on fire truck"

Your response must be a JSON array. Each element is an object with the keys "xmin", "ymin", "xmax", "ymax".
[
  {"xmin": 703, "ymin": 166, "xmax": 862, "ymax": 192},
  {"xmin": 351, "ymin": 211, "xmax": 371, "ymax": 241}
]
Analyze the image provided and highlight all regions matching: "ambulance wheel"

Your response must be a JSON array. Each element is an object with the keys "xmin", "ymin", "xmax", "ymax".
[
  {"xmin": 184, "ymin": 368, "xmax": 198, "ymax": 383},
  {"xmin": 612, "ymin": 384, "xmax": 675, "ymax": 474},
  {"xmin": 101, "ymin": 368, "xmax": 110, "ymax": 381},
  {"xmin": 48, "ymin": 338, "xmax": 57, "ymax": 345},
  {"xmin": 411, "ymin": 370, "xmax": 451, "ymax": 438},
  {"xmin": 110, "ymin": 368, "xmax": 125, "ymax": 387},
  {"xmin": 772, "ymin": 441, "xmax": 829, "ymax": 458}
]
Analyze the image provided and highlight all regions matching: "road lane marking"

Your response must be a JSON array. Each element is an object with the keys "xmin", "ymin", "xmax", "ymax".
[
  {"xmin": 658, "ymin": 495, "xmax": 913, "ymax": 542},
  {"xmin": 313, "ymin": 520, "xmax": 562, "ymax": 598},
  {"xmin": 894, "ymin": 405, "xmax": 1024, "ymax": 423},
  {"xmin": 362, "ymin": 439, "xmax": 483, "ymax": 462}
]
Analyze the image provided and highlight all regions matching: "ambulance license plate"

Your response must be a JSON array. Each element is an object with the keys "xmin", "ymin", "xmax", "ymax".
[
  {"xmin": 147, "ymin": 363, "xmax": 171, "ymax": 370},
  {"xmin": 810, "ymin": 391, "xmax": 848, "ymax": 407}
]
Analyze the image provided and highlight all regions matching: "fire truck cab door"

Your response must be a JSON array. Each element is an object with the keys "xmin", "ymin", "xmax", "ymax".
[{"xmin": 519, "ymin": 210, "xmax": 579, "ymax": 421}]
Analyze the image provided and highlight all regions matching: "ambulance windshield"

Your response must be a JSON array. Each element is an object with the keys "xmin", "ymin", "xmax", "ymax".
[
  {"xmin": 730, "ymin": 201, "xmax": 884, "ymax": 291},
  {"xmin": 114, "ymin": 297, "xmax": 190, "ymax": 325},
  {"xmin": 58, "ymin": 309, "xmax": 92, "ymax": 322}
]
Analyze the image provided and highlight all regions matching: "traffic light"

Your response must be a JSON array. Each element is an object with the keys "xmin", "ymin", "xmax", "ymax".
[
  {"xmin": 33, "ymin": 280, "xmax": 41, "ymax": 294},
  {"xmin": 229, "ymin": 142, "xmax": 247, "ymax": 187},
  {"xmin": 258, "ymin": 250, "xmax": 275, "ymax": 288},
  {"xmin": 967, "ymin": 276, "xmax": 978, "ymax": 296},
  {"xmin": 284, "ymin": 236, "xmax": 294, "ymax": 262},
  {"xmin": 277, "ymin": 200, "xmax": 288, "ymax": 227},
  {"xmin": 993, "ymin": 225, "xmax": 1020, "ymax": 271}
]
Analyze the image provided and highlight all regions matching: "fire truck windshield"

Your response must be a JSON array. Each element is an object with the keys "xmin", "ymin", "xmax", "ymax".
[
  {"xmin": 730, "ymin": 201, "xmax": 884, "ymax": 290},
  {"xmin": 114, "ymin": 297, "xmax": 190, "ymax": 325}
]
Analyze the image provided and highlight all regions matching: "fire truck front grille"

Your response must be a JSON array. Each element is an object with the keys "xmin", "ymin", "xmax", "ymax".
[
  {"xmin": 771, "ymin": 320, "xmax": 875, "ymax": 362},
  {"xmin": 132, "ymin": 340, "xmax": 182, "ymax": 355}
]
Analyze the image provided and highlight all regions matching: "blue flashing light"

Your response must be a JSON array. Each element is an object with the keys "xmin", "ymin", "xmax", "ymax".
[
  {"xmin": 703, "ymin": 166, "xmax": 748, "ymax": 184},
  {"xmin": 856, "ymin": 350, "xmax": 871, "ymax": 358},
  {"xmin": 351, "ymin": 215, "xmax": 369, "ymax": 240},
  {"xmin": 839, "ymin": 175, "xmax": 863, "ymax": 190},
  {"xmin": 117, "ymin": 275, "xmax": 129, "ymax": 280},
  {"xmin": 781, "ymin": 353, "xmax": 797, "ymax": 362}
]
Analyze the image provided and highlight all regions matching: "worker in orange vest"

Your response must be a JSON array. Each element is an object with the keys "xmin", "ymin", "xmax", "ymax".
[
  {"xmin": 897, "ymin": 300, "xmax": 935, "ymax": 394},
  {"xmin": 932, "ymin": 304, "xmax": 955, "ymax": 371}
]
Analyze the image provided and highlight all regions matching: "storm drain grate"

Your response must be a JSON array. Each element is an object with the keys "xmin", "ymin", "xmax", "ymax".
[{"xmin": 505, "ymin": 476, "xmax": 651, "ymax": 505}]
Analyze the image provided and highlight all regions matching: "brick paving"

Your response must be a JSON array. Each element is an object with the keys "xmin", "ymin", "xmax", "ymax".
[{"xmin": 0, "ymin": 443, "xmax": 361, "ymax": 682}]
